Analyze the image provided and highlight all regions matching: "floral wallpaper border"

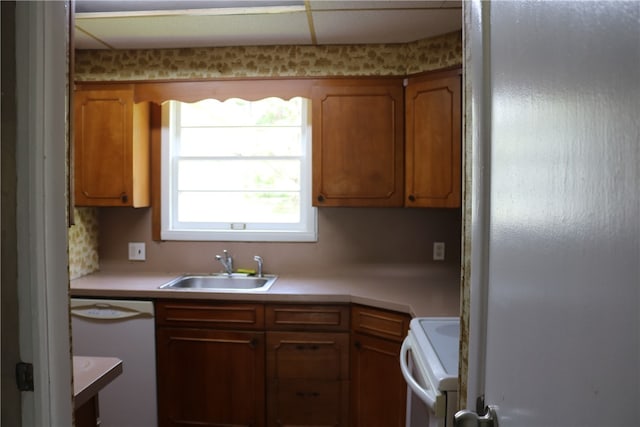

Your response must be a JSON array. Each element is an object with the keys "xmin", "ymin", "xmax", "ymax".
[{"xmin": 75, "ymin": 31, "xmax": 462, "ymax": 81}]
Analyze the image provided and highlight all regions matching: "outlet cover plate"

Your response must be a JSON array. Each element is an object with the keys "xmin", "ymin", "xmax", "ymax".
[
  {"xmin": 128, "ymin": 242, "xmax": 146, "ymax": 261},
  {"xmin": 433, "ymin": 242, "xmax": 445, "ymax": 261}
]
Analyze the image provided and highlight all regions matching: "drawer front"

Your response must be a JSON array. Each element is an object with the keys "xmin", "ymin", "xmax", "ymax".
[
  {"xmin": 351, "ymin": 305, "xmax": 410, "ymax": 342},
  {"xmin": 267, "ymin": 380, "xmax": 349, "ymax": 427},
  {"xmin": 156, "ymin": 300, "xmax": 264, "ymax": 329},
  {"xmin": 267, "ymin": 331, "xmax": 349, "ymax": 380},
  {"xmin": 266, "ymin": 304, "xmax": 349, "ymax": 331}
]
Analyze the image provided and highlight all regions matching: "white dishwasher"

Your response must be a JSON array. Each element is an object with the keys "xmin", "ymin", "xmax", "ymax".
[{"xmin": 71, "ymin": 298, "xmax": 158, "ymax": 427}]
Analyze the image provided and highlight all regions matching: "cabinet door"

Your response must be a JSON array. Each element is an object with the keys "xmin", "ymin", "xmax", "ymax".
[
  {"xmin": 74, "ymin": 87, "xmax": 149, "ymax": 207},
  {"xmin": 156, "ymin": 327, "xmax": 265, "ymax": 427},
  {"xmin": 350, "ymin": 332, "xmax": 406, "ymax": 427},
  {"xmin": 312, "ymin": 80, "xmax": 404, "ymax": 207},
  {"xmin": 405, "ymin": 73, "xmax": 461, "ymax": 208}
]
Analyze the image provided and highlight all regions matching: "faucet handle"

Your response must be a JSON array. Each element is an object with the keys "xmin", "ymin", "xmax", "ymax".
[{"xmin": 253, "ymin": 255, "xmax": 263, "ymax": 278}]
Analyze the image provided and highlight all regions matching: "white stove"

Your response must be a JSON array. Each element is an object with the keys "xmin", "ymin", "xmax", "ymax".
[{"xmin": 400, "ymin": 317, "xmax": 460, "ymax": 427}]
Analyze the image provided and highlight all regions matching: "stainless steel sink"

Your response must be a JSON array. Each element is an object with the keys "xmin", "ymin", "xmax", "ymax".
[{"xmin": 159, "ymin": 273, "xmax": 277, "ymax": 292}]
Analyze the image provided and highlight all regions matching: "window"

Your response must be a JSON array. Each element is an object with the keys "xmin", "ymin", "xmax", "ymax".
[{"xmin": 161, "ymin": 97, "xmax": 316, "ymax": 242}]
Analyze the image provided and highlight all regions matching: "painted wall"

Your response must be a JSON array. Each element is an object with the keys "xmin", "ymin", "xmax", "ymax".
[
  {"xmin": 1, "ymin": 1, "xmax": 21, "ymax": 423},
  {"xmin": 68, "ymin": 31, "xmax": 464, "ymax": 277},
  {"xmin": 97, "ymin": 206, "xmax": 461, "ymax": 274}
]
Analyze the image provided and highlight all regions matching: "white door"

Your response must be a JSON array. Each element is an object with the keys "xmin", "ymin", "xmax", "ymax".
[{"xmin": 464, "ymin": 2, "xmax": 640, "ymax": 426}]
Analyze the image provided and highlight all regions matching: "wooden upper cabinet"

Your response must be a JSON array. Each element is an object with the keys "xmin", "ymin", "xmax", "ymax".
[
  {"xmin": 405, "ymin": 71, "xmax": 461, "ymax": 208},
  {"xmin": 312, "ymin": 79, "xmax": 405, "ymax": 207},
  {"xmin": 74, "ymin": 85, "xmax": 150, "ymax": 207}
]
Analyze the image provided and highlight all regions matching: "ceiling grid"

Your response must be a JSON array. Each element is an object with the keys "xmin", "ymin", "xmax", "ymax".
[{"xmin": 74, "ymin": 0, "xmax": 462, "ymax": 50}]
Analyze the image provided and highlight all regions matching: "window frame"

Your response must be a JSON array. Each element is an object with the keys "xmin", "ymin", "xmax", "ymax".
[{"xmin": 160, "ymin": 97, "xmax": 317, "ymax": 242}]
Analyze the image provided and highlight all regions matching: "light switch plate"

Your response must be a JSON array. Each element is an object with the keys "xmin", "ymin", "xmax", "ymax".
[{"xmin": 128, "ymin": 242, "xmax": 146, "ymax": 261}]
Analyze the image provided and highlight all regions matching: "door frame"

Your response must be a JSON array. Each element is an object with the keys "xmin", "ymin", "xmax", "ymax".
[
  {"xmin": 460, "ymin": 0, "xmax": 490, "ymax": 410},
  {"xmin": 15, "ymin": 1, "xmax": 73, "ymax": 425}
]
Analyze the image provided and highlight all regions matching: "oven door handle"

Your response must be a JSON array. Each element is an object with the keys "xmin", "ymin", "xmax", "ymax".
[{"xmin": 400, "ymin": 337, "xmax": 446, "ymax": 417}]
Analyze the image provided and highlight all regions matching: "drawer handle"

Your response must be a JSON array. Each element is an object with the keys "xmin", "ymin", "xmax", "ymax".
[
  {"xmin": 296, "ymin": 391, "xmax": 320, "ymax": 398},
  {"xmin": 295, "ymin": 344, "xmax": 320, "ymax": 351}
]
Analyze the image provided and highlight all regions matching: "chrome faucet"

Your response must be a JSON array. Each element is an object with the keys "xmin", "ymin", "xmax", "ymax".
[
  {"xmin": 253, "ymin": 255, "xmax": 263, "ymax": 278},
  {"xmin": 215, "ymin": 250, "xmax": 233, "ymax": 276}
]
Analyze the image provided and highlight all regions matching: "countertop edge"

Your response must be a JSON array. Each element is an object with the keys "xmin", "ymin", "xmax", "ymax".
[{"xmin": 73, "ymin": 356, "xmax": 123, "ymax": 409}]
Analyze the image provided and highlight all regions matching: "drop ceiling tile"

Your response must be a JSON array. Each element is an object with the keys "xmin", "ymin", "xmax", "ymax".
[
  {"xmin": 312, "ymin": 9, "xmax": 461, "ymax": 45},
  {"xmin": 309, "ymin": 1, "xmax": 450, "ymax": 10},
  {"xmin": 76, "ymin": 12, "xmax": 312, "ymax": 49},
  {"xmin": 74, "ymin": 26, "xmax": 112, "ymax": 49},
  {"xmin": 76, "ymin": 1, "xmax": 306, "ymax": 13}
]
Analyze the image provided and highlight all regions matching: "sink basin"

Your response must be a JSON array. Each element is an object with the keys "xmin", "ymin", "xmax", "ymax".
[{"xmin": 159, "ymin": 273, "xmax": 277, "ymax": 292}]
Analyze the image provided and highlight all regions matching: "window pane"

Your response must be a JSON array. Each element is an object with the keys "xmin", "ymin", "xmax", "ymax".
[
  {"xmin": 177, "ymin": 192, "xmax": 301, "ymax": 223},
  {"xmin": 162, "ymin": 97, "xmax": 316, "ymax": 242},
  {"xmin": 177, "ymin": 160, "xmax": 300, "ymax": 191},
  {"xmin": 180, "ymin": 127, "xmax": 302, "ymax": 157}
]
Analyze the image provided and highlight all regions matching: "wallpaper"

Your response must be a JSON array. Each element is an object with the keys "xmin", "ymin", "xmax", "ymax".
[
  {"xmin": 74, "ymin": 31, "xmax": 462, "ymax": 81},
  {"xmin": 68, "ymin": 207, "xmax": 100, "ymax": 279}
]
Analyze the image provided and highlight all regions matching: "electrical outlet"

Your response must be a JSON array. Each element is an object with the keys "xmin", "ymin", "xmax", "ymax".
[
  {"xmin": 128, "ymin": 242, "xmax": 146, "ymax": 261},
  {"xmin": 433, "ymin": 242, "xmax": 445, "ymax": 261}
]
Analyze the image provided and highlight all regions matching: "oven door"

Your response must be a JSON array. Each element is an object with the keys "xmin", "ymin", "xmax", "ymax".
[{"xmin": 400, "ymin": 336, "xmax": 446, "ymax": 427}]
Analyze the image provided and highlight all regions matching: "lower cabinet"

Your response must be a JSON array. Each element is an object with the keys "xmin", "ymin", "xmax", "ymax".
[
  {"xmin": 350, "ymin": 305, "xmax": 410, "ymax": 427},
  {"xmin": 155, "ymin": 301, "xmax": 265, "ymax": 427},
  {"xmin": 155, "ymin": 301, "xmax": 410, "ymax": 427}
]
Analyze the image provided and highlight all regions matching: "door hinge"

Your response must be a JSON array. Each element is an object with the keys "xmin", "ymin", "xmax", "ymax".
[{"xmin": 16, "ymin": 362, "xmax": 34, "ymax": 391}]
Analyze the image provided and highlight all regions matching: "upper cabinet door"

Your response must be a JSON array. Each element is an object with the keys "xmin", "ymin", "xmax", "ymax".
[
  {"xmin": 74, "ymin": 86, "xmax": 150, "ymax": 207},
  {"xmin": 312, "ymin": 80, "xmax": 405, "ymax": 207},
  {"xmin": 405, "ymin": 72, "xmax": 461, "ymax": 208}
]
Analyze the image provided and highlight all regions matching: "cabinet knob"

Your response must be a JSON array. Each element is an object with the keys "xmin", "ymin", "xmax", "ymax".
[
  {"xmin": 317, "ymin": 194, "xmax": 325, "ymax": 203},
  {"xmin": 120, "ymin": 193, "xmax": 128, "ymax": 203},
  {"xmin": 408, "ymin": 194, "xmax": 416, "ymax": 202}
]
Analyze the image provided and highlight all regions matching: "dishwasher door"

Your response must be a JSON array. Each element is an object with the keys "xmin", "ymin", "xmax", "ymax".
[{"xmin": 71, "ymin": 298, "xmax": 157, "ymax": 427}]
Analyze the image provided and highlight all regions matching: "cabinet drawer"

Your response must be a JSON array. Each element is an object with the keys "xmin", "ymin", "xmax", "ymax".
[
  {"xmin": 266, "ymin": 304, "xmax": 349, "ymax": 331},
  {"xmin": 267, "ymin": 379, "xmax": 349, "ymax": 427},
  {"xmin": 351, "ymin": 305, "xmax": 410, "ymax": 342},
  {"xmin": 155, "ymin": 300, "xmax": 264, "ymax": 330},
  {"xmin": 267, "ymin": 331, "xmax": 349, "ymax": 380}
]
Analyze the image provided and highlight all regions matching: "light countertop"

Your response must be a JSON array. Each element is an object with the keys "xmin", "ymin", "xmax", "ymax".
[
  {"xmin": 73, "ymin": 356, "xmax": 123, "ymax": 409},
  {"xmin": 70, "ymin": 265, "xmax": 461, "ymax": 317}
]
